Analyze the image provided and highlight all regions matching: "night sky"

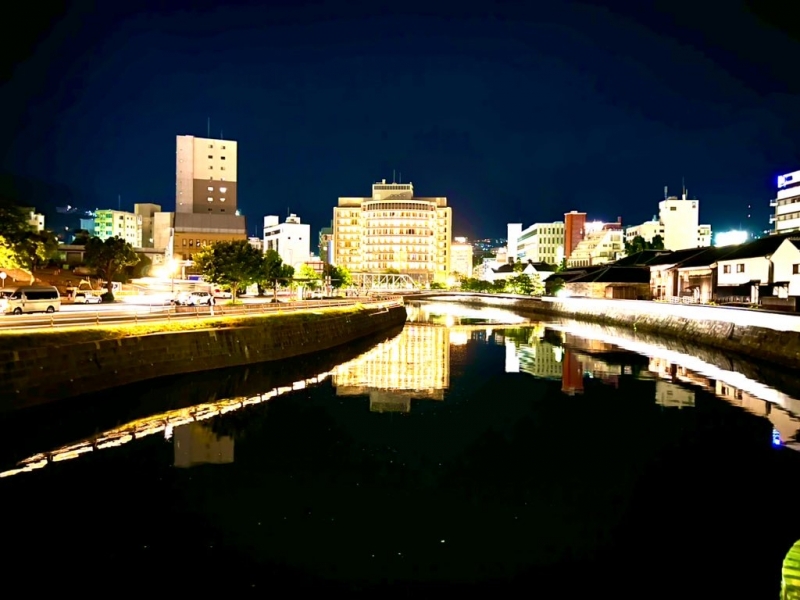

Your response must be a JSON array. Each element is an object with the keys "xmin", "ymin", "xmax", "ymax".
[{"xmin": 3, "ymin": 0, "xmax": 799, "ymax": 240}]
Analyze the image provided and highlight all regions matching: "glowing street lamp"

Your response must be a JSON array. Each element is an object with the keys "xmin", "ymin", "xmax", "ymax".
[
  {"xmin": 0, "ymin": 271, "xmax": 6, "ymax": 288},
  {"xmin": 168, "ymin": 258, "xmax": 180, "ymax": 294}
]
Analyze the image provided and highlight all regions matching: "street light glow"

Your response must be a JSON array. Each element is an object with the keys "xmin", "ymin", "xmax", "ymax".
[{"xmin": 714, "ymin": 230, "xmax": 748, "ymax": 247}]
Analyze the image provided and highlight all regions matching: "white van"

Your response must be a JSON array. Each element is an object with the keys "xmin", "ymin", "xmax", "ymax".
[{"xmin": 0, "ymin": 286, "xmax": 61, "ymax": 315}]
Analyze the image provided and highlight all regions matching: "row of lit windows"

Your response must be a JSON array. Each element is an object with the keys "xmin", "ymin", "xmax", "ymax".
[
  {"xmin": 365, "ymin": 254, "xmax": 432, "ymax": 261},
  {"xmin": 207, "ymin": 186, "xmax": 228, "ymax": 192},
  {"xmin": 364, "ymin": 203, "xmax": 435, "ymax": 212},
  {"xmin": 207, "ymin": 197, "xmax": 227, "ymax": 202},
  {"xmin": 182, "ymin": 239, "xmax": 212, "ymax": 247},
  {"xmin": 366, "ymin": 229, "xmax": 433, "ymax": 236}
]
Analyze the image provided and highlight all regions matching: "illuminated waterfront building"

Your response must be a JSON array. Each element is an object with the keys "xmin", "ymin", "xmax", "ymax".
[
  {"xmin": 333, "ymin": 179, "xmax": 452, "ymax": 284},
  {"xmin": 773, "ymin": 169, "xmax": 800, "ymax": 234}
]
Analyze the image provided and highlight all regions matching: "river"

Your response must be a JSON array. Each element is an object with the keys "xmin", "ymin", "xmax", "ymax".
[{"xmin": 2, "ymin": 299, "xmax": 799, "ymax": 597}]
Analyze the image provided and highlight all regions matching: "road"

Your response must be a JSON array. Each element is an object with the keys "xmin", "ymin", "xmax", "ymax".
[{"xmin": 0, "ymin": 295, "xmax": 392, "ymax": 331}]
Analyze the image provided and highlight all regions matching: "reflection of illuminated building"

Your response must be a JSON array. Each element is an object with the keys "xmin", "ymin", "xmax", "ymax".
[
  {"xmin": 332, "ymin": 325, "xmax": 450, "ymax": 412},
  {"xmin": 655, "ymin": 381, "xmax": 695, "ymax": 408},
  {"xmin": 174, "ymin": 422, "xmax": 234, "ymax": 468},
  {"xmin": 514, "ymin": 339, "xmax": 562, "ymax": 380},
  {"xmin": 561, "ymin": 350, "xmax": 584, "ymax": 395},
  {"xmin": 716, "ymin": 381, "xmax": 800, "ymax": 446}
]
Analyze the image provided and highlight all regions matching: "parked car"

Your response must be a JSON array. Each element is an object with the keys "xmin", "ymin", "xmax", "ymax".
[
  {"xmin": 212, "ymin": 287, "xmax": 232, "ymax": 299},
  {"xmin": 73, "ymin": 292, "xmax": 102, "ymax": 304},
  {"xmin": 173, "ymin": 291, "xmax": 212, "ymax": 306}
]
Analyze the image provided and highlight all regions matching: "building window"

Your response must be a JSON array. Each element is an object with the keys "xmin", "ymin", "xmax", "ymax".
[
  {"xmin": 220, "ymin": 187, "xmax": 227, "ymax": 193},
  {"xmin": 670, "ymin": 207, "xmax": 677, "ymax": 211},
  {"xmin": 208, "ymin": 155, "xmax": 213, "ymax": 159},
  {"xmin": 723, "ymin": 265, "xmax": 731, "ymax": 274},
  {"xmin": 220, "ymin": 197, "xmax": 225, "ymax": 202},
  {"xmin": 793, "ymin": 264, "xmax": 800, "ymax": 275},
  {"xmin": 196, "ymin": 239, "xmax": 200, "ymax": 247},
  {"xmin": 182, "ymin": 239, "xmax": 187, "ymax": 246},
  {"xmin": 208, "ymin": 186, "xmax": 213, "ymax": 191},
  {"xmin": 736, "ymin": 263, "xmax": 745, "ymax": 273},
  {"xmin": 220, "ymin": 166, "xmax": 226, "ymax": 170},
  {"xmin": 208, "ymin": 197, "xmax": 213, "ymax": 202},
  {"xmin": 221, "ymin": 156, "xmax": 226, "ymax": 160},
  {"xmin": 189, "ymin": 240, "xmax": 194, "ymax": 247}
]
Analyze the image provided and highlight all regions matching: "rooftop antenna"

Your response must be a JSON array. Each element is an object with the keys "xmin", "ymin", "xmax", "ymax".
[
  {"xmin": 664, "ymin": 185, "xmax": 668, "ymax": 199},
  {"xmin": 682, "ymin": 176, "xmax": 686, "ymax": 200},
  {"xmin": 118, "ymin": 194, "xmax": 121, "ymax": 211},
  {"xmin": 220, "ymin": 129, "xmax": 223, "ymax": 140}
]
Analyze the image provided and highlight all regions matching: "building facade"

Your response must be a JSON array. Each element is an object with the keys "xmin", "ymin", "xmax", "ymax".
[
  {"xmin": 263, "ymin": 214, "xmax": 311, "ymax": 268},
  {"xmin": 450, "ymin": 242, "xmax": 473, "ymax": 278},
  {"xmin": 135, "ymin": 203, "xmax": 161, "ymax": 248},
  {"xmin": 318, "ymin": 224, "xmax": 333, "ymax": 264},
  {"xmin": 566, "ymin": 223, "xmax": 624, "ymax": 268},
  {"xmin": 564, "ymin": 211, "xmax": 587, "ymax": 259},
  {"xmin": 772, "ymin": 169, "xmax": 800, "ymax": 234},
  {"xmin": 514, "ymin": 221, "xmax": 565, "ymax": 265},
  {"xmin": 626, "ymin": 194, "xmax": 712, "ymax": 251},
  {"xmin": 332, "ymin": 179, "xmax": 452, "ymax": 283},
  {"xmin": 94, "ymin": 209, "xmax": 142, "ymax": 247},
  {"xmin": 176, "ymin": 135, "xmax": 238, "ymax": 215}
]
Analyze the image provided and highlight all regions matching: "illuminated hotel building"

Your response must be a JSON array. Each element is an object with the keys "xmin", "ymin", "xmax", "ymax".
[
  {"xmin": 331, "ymin": 325, "xmax": 450, "ymax": 412},
  {"xmin": 333, "ymin": 180, "xmax": 452, "ymax": 284}
]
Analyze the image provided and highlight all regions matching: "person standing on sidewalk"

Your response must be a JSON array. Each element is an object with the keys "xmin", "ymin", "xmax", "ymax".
[{"xmin": 209, "ymin": 294, "xmax": 216, "ymax": 316}]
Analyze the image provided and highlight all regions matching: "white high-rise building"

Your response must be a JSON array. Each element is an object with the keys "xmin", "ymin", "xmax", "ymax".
[
  {"xmin": 625, "ymin": 192, "xmax": 711, "ymax": 251},
  {"xmin": 263, "ymin": 214, "xmax": 311, "ymax": 269},
  {"xmin": 772, "ymin": 169, "xmax": 800, "ymax": 233}
]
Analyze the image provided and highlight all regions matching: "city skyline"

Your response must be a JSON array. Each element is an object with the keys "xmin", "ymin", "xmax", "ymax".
[{"xmin": 3, "ymin": 2, "xmax": 800, "ymax": 241}]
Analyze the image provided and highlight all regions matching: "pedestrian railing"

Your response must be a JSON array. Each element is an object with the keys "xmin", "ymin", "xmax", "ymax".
[{"xmin": 0, "ymin": 295, "xmax": 403, "ymax": 331}]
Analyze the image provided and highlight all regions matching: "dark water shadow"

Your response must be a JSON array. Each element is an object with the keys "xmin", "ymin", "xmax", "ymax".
[{"xmin": 0, "ymin": 325, "xmax": 405, "ymax": 464}]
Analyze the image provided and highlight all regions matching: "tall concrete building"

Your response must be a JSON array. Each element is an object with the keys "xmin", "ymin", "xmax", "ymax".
[
  {"xmin": 564, "ymin": 211, "xmax": 587, "ymax": 259},
  {"xmin": 332, "ymin": 179, "xmax": 452, "ymax": 284},
  {"xmin": 176, "ymin": 135, "xmax": 238, "ymax": 214},
  {"xmin": 157, "ymin": 135, "xmax": 246, "ymax": 260},
  {"xmin": 773, "ymin": 169, "xmax": 800, "ymax": 233}
]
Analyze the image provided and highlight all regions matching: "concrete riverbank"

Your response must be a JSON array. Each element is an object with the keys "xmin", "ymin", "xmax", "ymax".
[
  {"xmin": 0, "ymin": 300, "xmax": 407, "ymax": 411},
  {"xmin": 409, "ymin": 292, "xmax": 800, "ymax": 370}
]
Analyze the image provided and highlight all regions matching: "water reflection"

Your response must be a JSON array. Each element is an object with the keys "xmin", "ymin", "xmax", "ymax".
[
  {"xmin": 173, "ymin": 422, "xmax": 234, "ymax": 468},
  {"xmin": 2, "ymin": 301, "xmax": 799, "ymax": 480}
]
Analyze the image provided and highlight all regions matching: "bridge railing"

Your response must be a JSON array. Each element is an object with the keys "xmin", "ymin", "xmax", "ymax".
[{"xmin": 0, "ymin": 295, "xmax": 404, "ymax": 331}]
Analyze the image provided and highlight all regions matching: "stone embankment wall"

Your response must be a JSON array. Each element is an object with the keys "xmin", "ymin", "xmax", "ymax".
[
  {"xmin": 410, "ymin": 292, "xmax": 800, "ymax": 369},
  {"xmin": 0, "ymin": 304, "xmax": 407, "ymax": 411}
]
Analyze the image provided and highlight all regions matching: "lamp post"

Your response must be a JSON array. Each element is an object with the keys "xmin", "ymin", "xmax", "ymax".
[{"xmin": 0, "ymin": 271, "xmax": 6, "ymax": 288}]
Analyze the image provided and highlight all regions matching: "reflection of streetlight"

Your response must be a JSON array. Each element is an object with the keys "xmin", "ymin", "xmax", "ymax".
[{"xmin": 0, "ymin": 271, "xmax": 6, "ymax": 288}]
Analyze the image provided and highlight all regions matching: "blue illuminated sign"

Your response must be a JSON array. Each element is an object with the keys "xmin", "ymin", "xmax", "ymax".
[{"xmin": 772, "ymin": 428, "xmax": 782, "ymax": 447}]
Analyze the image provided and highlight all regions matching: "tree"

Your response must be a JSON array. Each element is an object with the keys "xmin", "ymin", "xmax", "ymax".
[
  {"xmin": 195, "ymin": 240, "xmax": 264, "ymax": 302},
  {"xmin": 324, "ymin": 263, "xmax": 352, "ymax": 289},
  {"xmin": 84, "ymin": 236, "xmax": 140, "ymax": 295},
  {"xmin": 260, "ymin": 249, "xmax": 294, "ymax": 300},
  {"xmin": 72, "ymin": 230, "xmax": 92, "ymax": 245},
  {"xmin": 0, "ymin": 235, "xmax": 24, "ymax": 270},
  {"xmin": 296, "ymin": 264, "xmax": 322, "ymax": 290},
  {"xmin": 624, "ymin": 234, "xmax": 666, "ymax": 256},
  {"xmin": 506, "ymin": 274, "xmax": 533, "ymax": 295},
  {"xmin": 512, "ymin": 258, "xmax": 525, "ymax": 273},
  {"xmin": 556, "ymin": 257, "xmax": 568, "ymax": 272},
  {"xmin": 0, "ymin": 200, "xmax": 55, "ymax": 272}
]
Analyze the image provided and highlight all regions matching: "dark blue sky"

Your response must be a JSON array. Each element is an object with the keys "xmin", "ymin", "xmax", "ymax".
[{"xmin": 3, "ymin": 0, "xmax": 799, "ymax": 239}]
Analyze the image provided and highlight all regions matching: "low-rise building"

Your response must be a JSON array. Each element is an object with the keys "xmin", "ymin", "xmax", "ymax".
[
  {"xmin": 450, "ymin": 242, "xmax": 473, "ymax": 278},
  {"xmin": 263, "ymin": 214, "xmax": 311, "ymax": 269},
  {"xmin": 566, "ymin": 222, "xmax": 624, "ymax": 268},
  {"xmin": 513, "ymin": 221, "xmax": 565, "ymax": 265},
  {"xmin": 94, "ymin": 209, "xmax": 142, "ymax": 247}
]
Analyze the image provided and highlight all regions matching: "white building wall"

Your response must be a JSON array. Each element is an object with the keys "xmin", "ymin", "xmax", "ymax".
[
  {"xmin": 717, "ymin": 256, "xmax": 771, "ymax": 286},
  {"xmin": 263, "ymin": 214, "xmax": 311, "ymax": 268},
  {"xmin": 516, "ymin": 221, "xmax": 565, "ymax": 264},
  {"xmin": 507, "ymin": 223, "xmax": 522, "ymax": 261},
  {"xmin": 659, "ymin": 197, "xmax": 700, "ymax": 250},
  {"xmin": 770, "ymin": 239, "xmax": 800, "ymax": 295}
]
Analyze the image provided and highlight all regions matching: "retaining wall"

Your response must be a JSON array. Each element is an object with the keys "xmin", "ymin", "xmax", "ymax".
[
  {"xmin": 0, "ymin": 304, "xmax": 407, "ymax": 411},
  {"xmin": 411, "ymin": 292, "xmax": 800, "ymax": 369}
]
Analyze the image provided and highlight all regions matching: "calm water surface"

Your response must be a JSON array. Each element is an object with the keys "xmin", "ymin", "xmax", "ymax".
[{"xmin": 2, "ymin": 300, "xmax": 799, "ymax": 597}]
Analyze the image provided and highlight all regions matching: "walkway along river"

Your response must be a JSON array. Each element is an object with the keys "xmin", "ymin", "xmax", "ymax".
[{"xmin": 0, "ymin": 299, "xmax": 798, "ymax": 596}]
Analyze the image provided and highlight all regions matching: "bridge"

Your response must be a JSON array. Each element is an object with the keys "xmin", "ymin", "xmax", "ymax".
[{"xmin": 351, "ymin": 272, "xmax": 419, "ymax": 291}]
